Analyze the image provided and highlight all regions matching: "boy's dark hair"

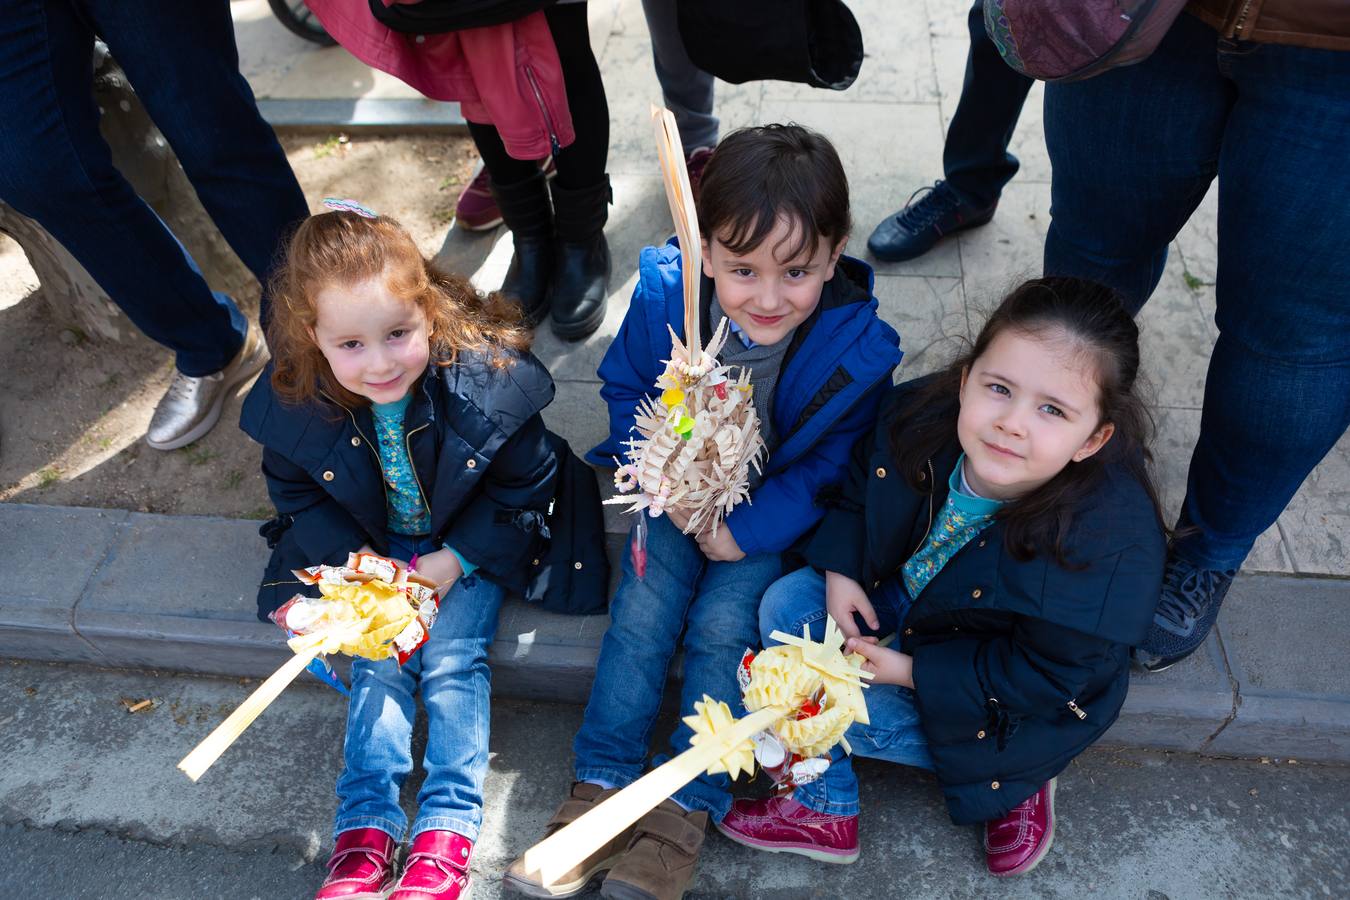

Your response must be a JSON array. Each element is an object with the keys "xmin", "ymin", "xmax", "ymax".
[
  {"xmin": 890, "ymin": 277, "xmax": 1166, "ymax": 568},
  {"xmin": 696, "ymin": 123, "xmax": 850, "ymax": 261}
]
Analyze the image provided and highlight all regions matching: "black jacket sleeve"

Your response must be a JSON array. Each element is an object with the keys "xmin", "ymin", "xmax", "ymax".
[
  {"xmin": 260, "ymin": 447, "xmax": 368, "ymax": 566},
  {"xmin": 801, "ymin": 424, "xmax": 874, "ymax": 581},
  {"xmin": 442, "ymin": 413, "xmax": 559, "ymax": 590}
]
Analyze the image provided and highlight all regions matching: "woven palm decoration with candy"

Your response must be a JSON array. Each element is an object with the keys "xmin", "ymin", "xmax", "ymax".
[
  {"xmin": 177, "ymin": 552, "xmax": 440, "ymax": 782},
  {"xmin": 519, "ymin": 616, "xmax": 871, "ymax": 888},
  {"xmin": 607, "ymin": 108, "xmax": 767, "ymax": 570}
]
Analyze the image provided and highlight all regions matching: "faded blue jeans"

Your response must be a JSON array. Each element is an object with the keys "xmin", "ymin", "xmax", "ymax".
[
  {"xmin": 334, "ymin": 535, "xmax": 504, "ymax": 843},
  {"xmin": 757, "ymin": 567, "xmax": 933, "ymax": 818},
  {"xmin": 573, "ymin": 512, "xmax": 782, "ymax": 822},
  {"xmin": 1044, "ymin": 12, "xmax": 1350, "ymax": 571}
]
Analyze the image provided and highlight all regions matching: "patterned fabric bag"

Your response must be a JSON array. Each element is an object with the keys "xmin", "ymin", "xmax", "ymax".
[{"xmin": 983, "ymin": 0, "xmax": 1189, "ymax": 82}]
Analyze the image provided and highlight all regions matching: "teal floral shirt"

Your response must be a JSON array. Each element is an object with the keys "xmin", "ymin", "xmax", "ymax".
[
  {"xmin": 900, "ymin": 455, "xmax": 1004, "ymax": 599},
  {"xmin": 371, "ymin": 395, "xmax": 431, "ymax": 536}
]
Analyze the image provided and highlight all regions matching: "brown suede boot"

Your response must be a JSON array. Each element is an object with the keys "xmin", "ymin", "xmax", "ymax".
[
  {"xmin": 599, "ymin": 801, "xmax": 708, "ymax": 900},
  {"xmin": 503, "ymin": 782, "xmax": 634, "ymax": 898}
]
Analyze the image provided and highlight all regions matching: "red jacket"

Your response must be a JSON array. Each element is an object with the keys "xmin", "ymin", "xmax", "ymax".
[{"xmin": 303, "ymin": 1, "xmax": 575, "ymax": 159}]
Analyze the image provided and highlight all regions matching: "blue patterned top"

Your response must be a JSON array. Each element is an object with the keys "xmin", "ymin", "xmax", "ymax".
[
  {"xmin": 371, "ymin": 395, "xmax": 431, "ymax": 536},
  {"xmin": 900, "ymin": 455, "xmax": 1005, "ymax": 599}
]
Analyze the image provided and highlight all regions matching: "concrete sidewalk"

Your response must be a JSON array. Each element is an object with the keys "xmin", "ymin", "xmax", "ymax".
[{"xmin": 3, "ymin": 501, "xmax": 1347, "ymax": 763}]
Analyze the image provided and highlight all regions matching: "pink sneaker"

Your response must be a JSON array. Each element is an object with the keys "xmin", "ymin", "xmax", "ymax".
[
  {"xmin": 389, "ymin": 830, "xmax": 472, "ymax": 900},
  {"xmin": 985, "ymin": 778, "xmax": 1056, "ymax": 877},
  {"xmin": 455, "ymin": 158, "xmax": 556, "ymax": 231},
  {"xmin": 685, "ymin": 146, "xmax": 714, "ymax": 202},
  {"xmin": 315, "ymin": 828, "xmax": 399, "ymax": 900},
  {"xmin": 715, "ymin": 795, "xmax": 859, "ymax": 864}
]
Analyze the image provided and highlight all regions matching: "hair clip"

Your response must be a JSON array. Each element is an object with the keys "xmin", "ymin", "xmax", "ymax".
[{"xmin": 322, "ymin": 197, "xmax": 378, "ymax": 218}]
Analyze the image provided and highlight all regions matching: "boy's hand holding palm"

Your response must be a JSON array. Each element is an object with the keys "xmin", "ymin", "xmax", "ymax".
[{"xmin": 665, "ymin": 507, "xmax": 747, "ymax": 562}]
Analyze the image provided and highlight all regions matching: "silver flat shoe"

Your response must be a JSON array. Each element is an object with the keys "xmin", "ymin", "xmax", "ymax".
[{"xmin": 146, "ymin": 324, "xmax": 269, "ymax": 450}]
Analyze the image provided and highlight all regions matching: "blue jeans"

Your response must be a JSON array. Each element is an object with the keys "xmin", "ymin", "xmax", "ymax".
[
  {"xmin": 1044, "ymin": 13, "xmax": 1350, "ymax": 571},
  {"xmin": 0, "ymin": 0, "xmax": 307, "ymax": 375},
  {"xmin": 573, "ymin": 513, "xmax": 782, "ymax": 822},
  {"xmin": 757, "ymin": 567, "xmax": 933, "ymax": 818},
  {"xmin": 942, "ymin": 0, "xmax": 1034, "ymax": 208},
  {"xmin": 334, "ymin": 535, "xmax": 504, "ymax": 843}
]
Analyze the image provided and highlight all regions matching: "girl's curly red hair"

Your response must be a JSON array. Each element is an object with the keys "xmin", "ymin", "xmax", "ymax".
[{"xmin": 267, "ymin": 210, "xmax": 531, "ymax": 409}]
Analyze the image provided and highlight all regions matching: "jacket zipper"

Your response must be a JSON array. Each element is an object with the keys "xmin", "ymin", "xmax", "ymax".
[
  {"xmin": 1230, "ymin": 0, "xmax": 1255, "ymax": 38},
  {"xmin": 523, "ymin": 64, "xmax": 562, "ymax": 157},
  {"xmin": 1067, "ymin": 699, "xmax": 1088, "ymax": 721},
  {"xmin": 404, "ymin": 422, "xmax": 433, "ymax": 520}
]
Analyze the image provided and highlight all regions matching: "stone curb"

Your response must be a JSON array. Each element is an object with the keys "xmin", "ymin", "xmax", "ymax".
[{"xmin": 3, "ymin": 502, "xmax": 1347, "ymax": 762}]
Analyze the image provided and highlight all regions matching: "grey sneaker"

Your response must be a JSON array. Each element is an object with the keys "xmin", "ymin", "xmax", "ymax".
[{"xmin": 146, "ymin": 325, "xmax": 268, "ymax": 450}]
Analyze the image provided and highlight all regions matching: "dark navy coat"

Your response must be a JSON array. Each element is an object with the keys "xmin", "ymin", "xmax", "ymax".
[
  {"xmin": 589, "ymin": 238, "xmax": 902, "ymax": 555},
  {"xmin": 805, "ymin": 379, "xmax": 1165, "ymax": 825},
  {"xmin": 240, "ymin": 350, "xmax": 558, "ymax": 620}
]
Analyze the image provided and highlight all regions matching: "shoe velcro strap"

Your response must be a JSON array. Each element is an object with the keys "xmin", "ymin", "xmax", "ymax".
[
  {"xmin": 633, "ymin": 808, "xmax": 705, "ymax": 855},
  {"xmin": 328, "ymin": 845, "xmax": 390, "ymax": 872}
]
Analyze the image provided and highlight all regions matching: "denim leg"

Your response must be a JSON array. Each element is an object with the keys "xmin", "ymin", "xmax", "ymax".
[
  {"xmin": 756, "ymin": 569, "xmax": 928, "ymax": 818},
  {"xmin": 640, "ymin": 0, "xmax": 718, "ymax": 149},
  {"xmin": 574, "ymin": 514, "xmax": 705, "ymax": 788},
  {"xmin": 335, "ymin": 654, "xmax": 419, "ymax": 842},
  {"xmin": 411, "ymin": 572, "xmax": 505, "ymax": 841},
  {"xmin": 941, "ymin": 0, "xmax": 1034, "ymax": 208},
  {"xmin": 1174, "ymin": 38, "xmax": 1350, "ymax": 569},
  {"xmin": 664, "ymin": 550, "xmax": 783, "ymax": 822},
  {"xmin": 81, "ymin": 0, "xmax": 308, "ymax": 325},
  {"xmin": 1042, "ymin": 14, "xmax": 1229, "ymax": 314},
  {"xmin": 0, "ymin": 0, "xmax": 245, "ymax": 376}
]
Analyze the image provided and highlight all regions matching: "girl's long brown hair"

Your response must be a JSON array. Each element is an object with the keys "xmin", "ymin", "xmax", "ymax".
[
  {"xmin": 891, "ymin": 277, "xmax": 1166, "ymax": 568},
  {"xmin": 267, "ymin": 210, "xmax": 531, "ymax": 409}
]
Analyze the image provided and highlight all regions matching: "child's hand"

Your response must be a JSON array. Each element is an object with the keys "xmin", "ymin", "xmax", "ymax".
[
  {"xmin": 410, "ymin": 548, "xmax": 464, "ymax": 598},
  {"xmin": 697, "ymin": 525, "xmax": 746, "ymax": 562},
  {"xmin": 846, "ymin": 638, "xmax": 914, "ymax": 688},
  {"xmin": 825, "ymin": 570, "xmax": 879, "ymax": 640}
]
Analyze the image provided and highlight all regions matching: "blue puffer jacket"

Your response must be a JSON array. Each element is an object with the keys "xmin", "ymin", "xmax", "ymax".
[
  {"xmin": 805, "ymin": 378, "xmax": 1166, "ymax": 825},
  {"xmin": 589, "ymin": 239, "xmax": 902, "ymax": 556},
  {"xmin": 240, "ymin": 350, "xmax": 558, "ymax": 620}
]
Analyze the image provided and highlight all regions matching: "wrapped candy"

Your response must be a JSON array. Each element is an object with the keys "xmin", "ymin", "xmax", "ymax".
[
  {"xmin": 177, "ymin": 553, "xmax": 441, "ymax": 782},
  {"xmin": 519, "ymin": 617, "xmax": 871, "ymax": 888}
]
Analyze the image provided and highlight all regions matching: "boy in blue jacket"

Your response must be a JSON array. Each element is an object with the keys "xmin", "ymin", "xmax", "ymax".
[{"xmin": 505, "ymin": 124, "xmax": 901, "ymax": 900}]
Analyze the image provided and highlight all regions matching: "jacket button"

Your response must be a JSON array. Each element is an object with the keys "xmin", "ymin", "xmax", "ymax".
[
  {"xmin": 918, "ymin": 470, "xmax": 926, "ymax": 481},
  {"xmin": 903, "ymin": 627, "xmax": 913, "ymax": 636},
  {"xmin": 977, "ymin": 730, "xmax": 987, "ymax": 740},
  {"xmin": 322, "ymin": 470, "xmax": 335, "ymax": 482},
  {"xmin": 573, "ymin": 561, "xmax": 583, "ymax": 570},
  {"xmin": 350, "ymin": 437, "xmax": 361, "ymax": 447},
  {"xmin": 875, "ymin": 466, "xmax": 886, "ymax": 479},
  {"xmin": 466, "ymin": 459, "xmax": 477, "ymax": 469},
  {"xmin": 972, "ymin": 588, "xmax": 983, "ymax": 599},
  {"xmin": 991, "ymin": 781, "xmax": 1001, "ymax": 790},
  {"xmin": 872, "ymin": 580, "xmax": 880, "ymax": 590},
  {"xmin": 532, "ymin": 559, "xmax": 540, "ymax": 566},
  {"xmin": 978, "ymin": 539, "xmax": 986, "ymax": 548}
]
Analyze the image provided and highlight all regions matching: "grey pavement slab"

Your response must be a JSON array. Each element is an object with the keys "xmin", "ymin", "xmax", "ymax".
[{"xmin": 2, "ymin": 659, "xmax": 1347, "ymax": 899}]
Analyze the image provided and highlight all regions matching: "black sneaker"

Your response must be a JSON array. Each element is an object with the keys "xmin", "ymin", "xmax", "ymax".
[
  {"xmin": 866, "ymin": 180, "xmax": 997, "ymax": 263},
  {"xmin": 1133, "ymin": 554, "xmax": 1237, "ymax": 673}
]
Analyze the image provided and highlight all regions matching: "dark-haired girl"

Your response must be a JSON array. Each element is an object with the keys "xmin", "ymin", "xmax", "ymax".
[{"xmin": 718, "ymin": 277, "xmax": 1166, "ymax": 877}]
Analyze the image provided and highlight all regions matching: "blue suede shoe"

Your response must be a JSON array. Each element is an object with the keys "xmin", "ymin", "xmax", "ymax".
[
  {"xmin": 1133, "ymin": 554, "xmax": 1236, "ymax": 673},
  {"xmin": 866, "ymin": 180, "xmax": 997, "ymax": 262}
]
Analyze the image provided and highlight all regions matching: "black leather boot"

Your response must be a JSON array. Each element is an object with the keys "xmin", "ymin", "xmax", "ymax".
[
  {"xmin": 548, "ymin": 177, "xmax": 612, "ymax": 340},
  {"xmin": 491, "ymin": 171, "xmax": 553, "ymax": 326}
]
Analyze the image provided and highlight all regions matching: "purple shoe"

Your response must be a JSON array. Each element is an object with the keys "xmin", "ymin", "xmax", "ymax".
[
  {"xmin": 455, "ymin": 157, "xmax": 556, "ymax": 231},
  {"xmin": 716, "ymin": 795, "xmax": 859, "ymax": 864}
]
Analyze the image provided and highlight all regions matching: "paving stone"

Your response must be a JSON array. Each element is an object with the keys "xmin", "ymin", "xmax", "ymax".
[
  {"xmin": 1208, "ymin": 574, "xmax": 1350, "ymax": 761},
  {"xmin": 1105, "ymin": 630, "xmax": 1235, "ymax": 754},
  {"xmin": 0, "ymin": 504, "xmax": 126, "ymax": 665},
  {"xmin": 757, "ymin": 98, "xmax": 959, "ymax": 278},
  {"xmin": 874, "ymin": 274, "xmax": 969, "ymax": 379},
  {"xmin": 1138, "ymin": 254, "xmax": 1216, "ymax": 410},
  {"xmin": 1271, "ymin": 434, "xmax": 1350, "ymax": 576},
  {"xmin": 762, "ymin": 0, "xmax": 940, "ymax": 104},
  {"xmin": 955, "ymin": 180, "xmax": 1050, "ymax": 309}
]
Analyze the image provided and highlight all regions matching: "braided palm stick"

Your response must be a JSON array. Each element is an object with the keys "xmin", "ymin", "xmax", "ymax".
[{"xmin": 652, "ymin": 105, "xmax": 702, "ymax": 368}]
